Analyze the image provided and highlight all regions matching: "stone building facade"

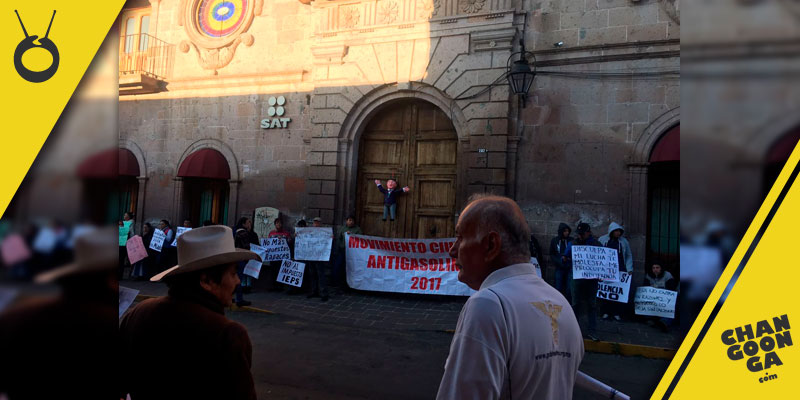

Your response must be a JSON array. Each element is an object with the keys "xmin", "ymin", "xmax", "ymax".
[{"xmin": 119, "ymin": 0, "xmax": 680, "ymax": 276}]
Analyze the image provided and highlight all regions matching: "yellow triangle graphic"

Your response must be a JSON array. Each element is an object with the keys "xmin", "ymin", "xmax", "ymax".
[
  {"xmin": 0, "ymin": 1, "xmax": 125, "ymax": 218},
  {"xmin": 652, "ymin": 143, "xmax": 800, "ymax": 398}
]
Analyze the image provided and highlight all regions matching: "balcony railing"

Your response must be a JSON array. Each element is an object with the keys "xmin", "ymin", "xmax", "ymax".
[{"xmin": 119, "ymin": 33, "xmax": 174, "ymax": 80}]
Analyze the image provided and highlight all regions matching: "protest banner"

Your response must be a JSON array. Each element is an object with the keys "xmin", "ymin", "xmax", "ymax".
[
  {"xmin": 149, "ymin": 229, "xmax": 166, "ymax": 252},
  {"xmin": 596, "ymin": 272, "xmax": 632, "ymax": 303},
  {"xmin": 530, "ymin": 257, "xmax": 543, "ymax": 278},
  {"xmin": 243, "ymin": 259, "xmax": 263, "ymax": 279},
  {"xmin": 294, "ymin": 227, "xmax": 333, "ymax": 261},
  {"xmin": 345, "ymin": 233, "xmax": 474, "ymax": 296},
  {"xmin": 257, "ymin": 237, "xmax": 291, "ymax": 261},
  {"xmin": 634, "ymin": 287, "xmax": 677, "ymax": 318},
  {"xmin": 249, "ymin": 244, "xmax": 267, "ymax": 261},
  {"xmin": 171, "ymin": 227, "xmax": 192, "ymax": 247},
  {"xmin": 126, "ymin": 235, "xmax": 148, "ymax": 265},
  {"xmin": 118, "ymin": 286, "xmax": 140, "ymax": 318},
  {"xmin": 1, "ymin": 234, "xmax": 31, "ymax": 266},
  {"xmin": 277, "ymin": 259, "xmax": 305, "ymax": 287},
  {"xmin": 572, "ymin": 246, "xmax": 619, "ymax": 281},
  {"xmin": 253, "ymin": 206, "xmax": 280, "ymax": 240}
]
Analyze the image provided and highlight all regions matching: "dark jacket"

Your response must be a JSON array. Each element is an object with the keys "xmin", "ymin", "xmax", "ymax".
[
  {"xmin": 528, "ymin": 235, "xmax": 542, "ymax": 261},
  {"xmin": 0, "ymin": 286, "xmax": 117, "ymax": 400},
  {"xmin": 119, "ymin": 285, "xmax": 256, "ymax": 400},
  {"xmin": 549, "ymin": 223, "xmax": 573, "ymax": 270},
  {"xmin": 377, "ymin": 184, "xmax": 405, "ymax": 205}
]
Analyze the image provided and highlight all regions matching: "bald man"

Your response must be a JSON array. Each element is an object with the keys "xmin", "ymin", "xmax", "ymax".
[{"xmin": 437, "ymin": 194, "xmax": 584, "ymax": 400}]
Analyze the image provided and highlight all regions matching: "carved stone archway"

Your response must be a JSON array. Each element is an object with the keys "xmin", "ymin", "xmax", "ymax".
[{"xmin": 335, "ymin": 82, "xmax": 470, "ymax": 225}]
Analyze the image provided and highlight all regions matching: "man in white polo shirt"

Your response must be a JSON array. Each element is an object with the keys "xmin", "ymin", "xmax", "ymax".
[{"xmin": 437, "ymin": 194, "xmax": 584, "ymax": 400}]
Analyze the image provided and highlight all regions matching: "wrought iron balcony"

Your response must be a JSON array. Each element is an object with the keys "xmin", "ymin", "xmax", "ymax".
[{"xmin": 119, "ymin": 33, "xmax": 174, "ymax": 95}]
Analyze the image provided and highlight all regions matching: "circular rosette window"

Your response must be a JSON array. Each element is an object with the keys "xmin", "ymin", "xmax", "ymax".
[
  {"xmin": 196, "ymin": 0, "xmax": 247, "ymax": 38},
  {"xmin": 183, "ymin": 0, "xmax": 258, "ymax": 49}
]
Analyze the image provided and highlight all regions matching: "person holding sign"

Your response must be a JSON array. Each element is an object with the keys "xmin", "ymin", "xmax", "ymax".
[
  {"xmin": 437, "ymin": 195, "xmax": 583, "ymax": 400},
  {"xmin": 333, "ymin": 215, "xmax": 362, "ymax": 288},
  {"xmin": 120, "ymin": 226, "xmax": 261, "ymax": 400},
  {"xmin": 598, "ymin": 222, "xmax": 634, "ymax": 321},
  {"xmin": 642, "ymin": 261, "xmax": 678, "ymax": 332},
  {"xmin": 234, "ymin": 217, "xmax": 259, "ymax": 306},
  {"xmin": 566, "ymin": 222, "xmax": 602, "ymax": 341},
  {"xmin": 267, "ymin": 218, "xmax": 292, "ymax": 291},
  {"xmin": 374, "ymin": 179, "xmax": 410, "ymax": 222},
  {"xmin": 306, "ymin": 217, "xmax": 331, "ymax": 302},
  {"xmin": 549, "ymin": 223, "xmax": 573, "ymax": 300}
]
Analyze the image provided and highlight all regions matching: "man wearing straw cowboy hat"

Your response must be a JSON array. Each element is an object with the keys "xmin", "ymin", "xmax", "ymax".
[
  {"xmin": 120, "ymin": 225, "xmax": 261, "ymax": 400},
  {"xmin": 0, "ymin": 227, "xmax": 117, "ymax": 400}
]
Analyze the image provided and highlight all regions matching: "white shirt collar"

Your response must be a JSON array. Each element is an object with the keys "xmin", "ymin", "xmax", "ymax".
[{"xmin": 479, "ymin": 263, "xmax": 537, "ymax": 290}]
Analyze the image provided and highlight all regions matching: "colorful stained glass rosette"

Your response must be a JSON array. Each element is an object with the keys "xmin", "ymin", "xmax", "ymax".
[{"xmin": 196, "ymin": 0, "xmax": 248, "ymax": 38}]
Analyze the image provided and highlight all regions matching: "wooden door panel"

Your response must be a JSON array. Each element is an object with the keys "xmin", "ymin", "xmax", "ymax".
[
  {"xmin": 416, "ymin": 215, "xmax": 453, "ymax": 239},
  {"xmin": 416, "ymin": 179, "xmax": 455, "ymax": 209},
  {"xmin": 361, "ymin": 139, "xmax": 404, "ymax": 166},
  {"xmin": 416, "ymin": 140, "xmax": 457, "ymax": 166},
  {"xmin": 357, "ymin": 100, "xmax": 457, "ymax": 239}
]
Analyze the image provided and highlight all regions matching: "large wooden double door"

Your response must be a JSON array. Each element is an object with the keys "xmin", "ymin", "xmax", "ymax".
[{"xmin": 356, "ymin": 100, "xmax": 458, "ymax": 239}]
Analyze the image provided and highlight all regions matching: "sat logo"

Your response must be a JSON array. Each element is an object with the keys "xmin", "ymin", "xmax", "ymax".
[
  {"xmin": 260, "ymin": 96, "xmax": 291, "ymax": 129},
  {"xmin": 721, "ymin": 314, "xmax": 793, "ymax": 383}
]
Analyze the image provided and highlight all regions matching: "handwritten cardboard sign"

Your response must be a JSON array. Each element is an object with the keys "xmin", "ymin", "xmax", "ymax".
[
  {"xmin": 634, "ymin": 287, "xmax": 677, "ymax": 318},
  {"xmin": 243, "ymin": 259, "xmax": 263, "ymax": 279},
  {"xmin": 259, "ymin": 237, "xmax": 291, "ymax": 261},
  {"xmin": 277, "ymin": 259, "xmax": 305, "ymax": 287},
  {"xmin": 149, "ymin": 229, "xmax": 166, "ymax": 252},
  {"xmin": 597, "ymin": 272, "xmax": 632, "ymax": 303},
  {"xmin": 126, "ymin": 235, "xmax": 148, "ymax": 265},
  {"xmin": 119, "ymin": 286, "xmax": 140, "ymax": 318},
  {"xmin": 294, "ymin": 227, "xmax": 333, "ymax": 261},
  {"xmin": 572, "ymin": 246, "xmax": 619, "ymax": 281},
  {"xmin": 171, "ymin": 227, "xmax": 192, "ymax": 247},
  {"xmin": 1, "ymin": 234, "xmax": 31, "ymax": 266}
]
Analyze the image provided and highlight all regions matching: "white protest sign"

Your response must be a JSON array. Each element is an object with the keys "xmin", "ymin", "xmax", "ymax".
[
  {"xmin": 572, "ymin": 246, "xmax": 619, "ymax": 281},
  {"xmin": 294, "ymin": 227, "xmax": 333, "ymax": 261},
  {"xmin": 277, "ymin": 259, "xmax": 306, "ymax": 287},
  {"xmin": 634, "ymin": 287, "xmax": 677, "ymax": 318},
  {"xmin": 597, "ymin": 272, "xmax": 632, "ymax": 303},
  {"xmin": 149, "ymin": 229, "xmax": 166, "ymax": 252},
  {"xmin": 243, "ymin": 259, "xmax": 263, "ymax": 279},
  {"xmin": 119, "ymin": 286, "xmax": 140, "ymax": 318},
  {"xmin": 249, "ymin": 244, "xmax": 267, "ymax": 261},
  {"xmin": 346, "ymin": 233, "xmax": 474, "ymax": 296},
  {"xmin": 530, "ymin": 257, "xmax": 542, "ymax": 278},
  {"xmin": 258, "ymin": 237, "xmax": 291, "ymax": 261},
  {"xmin": 171, "ymin": 227, "xmax": 192, "ymax": 247}
]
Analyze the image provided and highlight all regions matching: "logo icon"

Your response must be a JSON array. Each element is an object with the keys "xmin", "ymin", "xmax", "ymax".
[
  {"xmin": 14, "ymin": 10, "xmax": 59, "ymax": 83},
  {"xmin": 267, "ymin": 96, "xmax": 286, "ymax": 117}
]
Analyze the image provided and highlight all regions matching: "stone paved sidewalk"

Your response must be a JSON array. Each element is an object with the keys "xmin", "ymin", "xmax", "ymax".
[{"xmin": 121, "ymin": 279, "xmax": 685, "ymax": 350}]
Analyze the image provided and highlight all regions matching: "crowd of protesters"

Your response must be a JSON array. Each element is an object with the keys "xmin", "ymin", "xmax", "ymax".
[{"xmin": 116, "ymin": 213, "xmax": 364, "ymax": 306}]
